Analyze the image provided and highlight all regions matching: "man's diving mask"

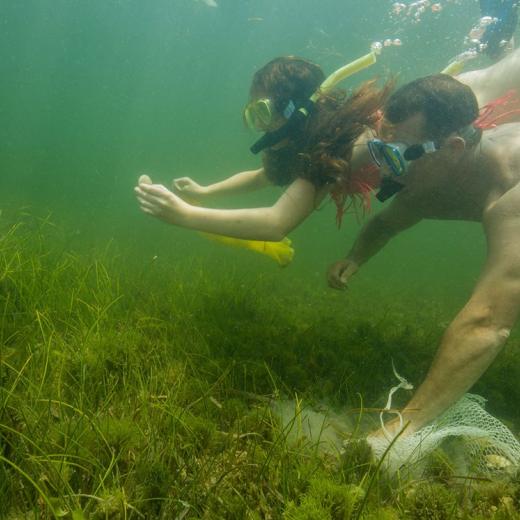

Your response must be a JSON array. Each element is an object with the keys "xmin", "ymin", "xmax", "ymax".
[
  {"xmin": 244, "ymin": 98, "xmax": 296, "ymax": 132},
  {"xmin": 367, "ymin": 122, "xmax": 479, "ymax": 177},
  {"xmin": 367, "ymin": 139, "xmax": 439, "ymax": 177}
]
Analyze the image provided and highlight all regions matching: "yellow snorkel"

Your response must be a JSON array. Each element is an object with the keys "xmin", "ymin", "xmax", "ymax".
[
  {"xmin": 441, "ymin": 58, "xmax": 467, "ymax": 76},
  {"xmin": 441, "ymin": 46, "xmax": 484, "ymax": 75},
  {"xmin": 312, "ymin": 51, "xmax": 378, "ymax": 100},
  {"xmin": 249, "ymin": 50, "xmax": 379, "ymax": 154}
]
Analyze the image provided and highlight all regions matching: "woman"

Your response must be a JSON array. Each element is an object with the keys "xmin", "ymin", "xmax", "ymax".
[{"xmin": 135, "ymin": 55, "xmax": 389, "ymax": 242}]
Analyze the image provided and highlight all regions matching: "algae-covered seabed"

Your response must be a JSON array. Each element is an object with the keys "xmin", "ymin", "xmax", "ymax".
[{"xmin": 2, "ymin": 0, "xmax": 520, "ymax": 518}]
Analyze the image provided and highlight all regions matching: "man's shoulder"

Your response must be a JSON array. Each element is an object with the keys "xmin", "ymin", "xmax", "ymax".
[
  {"xmin": 484, "ymin": 123, "xmax": 520, "ymax": 141},
  {"xmin": 483, "ymin": 179, "xmax": 520, "ymax": 224},
  {"xmin": 481, "ymin": 125, "xmax": 520, "ymax": 171}
]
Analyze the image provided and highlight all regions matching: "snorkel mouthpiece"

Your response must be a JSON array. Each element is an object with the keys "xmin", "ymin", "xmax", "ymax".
[{"xmin": 403, "ymin": 140, "xmax": 439, "ymax": 161}]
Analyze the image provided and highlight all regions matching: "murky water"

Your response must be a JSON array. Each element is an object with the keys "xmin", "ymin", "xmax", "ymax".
[
  {"xmin": 3, "ymin": 2, "xmax": 520, "ymax": 516},
  {"xmin": 1, "ymin": 1, "xmax": 488, "ymax": 302}
]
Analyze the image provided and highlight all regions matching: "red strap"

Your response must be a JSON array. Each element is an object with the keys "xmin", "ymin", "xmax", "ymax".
[{"xmin": 474, "ymin": 90, "xmax": 520, "ymax": 129}]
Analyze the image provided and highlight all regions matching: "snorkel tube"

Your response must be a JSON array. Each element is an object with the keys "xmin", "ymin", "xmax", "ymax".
[{"xmin": 250, "ymin": 51, "xmax": 378, "ymax": 154}]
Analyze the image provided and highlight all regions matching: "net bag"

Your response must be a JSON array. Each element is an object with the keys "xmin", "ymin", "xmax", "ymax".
[{"xmin": 368, "ymin": 394, "xmax": 520, "ymax": 476}]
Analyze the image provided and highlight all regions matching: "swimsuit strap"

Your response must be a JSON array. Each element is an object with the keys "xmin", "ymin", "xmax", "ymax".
[{"xmin": 474, "ymin": 89, "xmax": 520, "ymax": 129}]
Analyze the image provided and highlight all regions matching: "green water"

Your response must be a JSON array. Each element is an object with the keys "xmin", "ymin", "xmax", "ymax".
[{"xmin": 2, "ymin": 1, "xmax": 520, "ymax": 517}]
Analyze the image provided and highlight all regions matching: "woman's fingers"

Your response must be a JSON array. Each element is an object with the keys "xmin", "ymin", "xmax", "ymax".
[
  {"xmin": 139, "ymin": 174, "xmax": 153, "ymax": 185},
  {"xmin": 135, "ymin": 188, "xmax": 168, "ymax": 211},
  {"xmin": 135, "ymin": 178, "xmax": 187, "ymax": 225},
  {"xmin": 173, "ymin": 177, "xmax": 190, "ymax": 190},
  {"xmin": 136, "ymin": 197, "xmax": 156, "ymax": 212},
  {"xmin": 136, "ymin": 194, "xmax": 159, "ymax": 212},
  {"xmin": 138, "ymin": 183, "xmax": 170, "ymax": 197}
]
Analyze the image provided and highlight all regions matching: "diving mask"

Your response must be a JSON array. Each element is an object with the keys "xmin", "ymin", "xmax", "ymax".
[
  {"xmin": 367, "ymin": 139, "xmax": 439, "ymax": 176},
  {"xmin": 244, "ymin": 98, "xmax": 296, "ymax": 132}
]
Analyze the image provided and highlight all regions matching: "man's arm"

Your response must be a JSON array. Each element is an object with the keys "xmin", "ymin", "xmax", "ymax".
[
  {"xmin": 173, "ymin": 168, "xmax": 270, "ymax": 201},
  {"xmin": 136, "ymin": 176, "xmax": 324, "ymax": 241},
  {"xmin": 391, "ymin": 185, "xmax": 520, "ymax": 435},
  {"xmin": 328, "ymin": 194, "xmax": 422, "ymax": 289}
]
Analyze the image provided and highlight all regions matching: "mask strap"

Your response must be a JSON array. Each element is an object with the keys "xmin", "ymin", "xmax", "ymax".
[{"xmin": 283, "ymin": 100, "xmax": 296, "ymax": 120}]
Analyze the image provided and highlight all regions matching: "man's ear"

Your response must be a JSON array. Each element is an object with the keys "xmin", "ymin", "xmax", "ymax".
[{"xmin": 447, "ymin": 135, "xmax": 466, "ymax": 153}]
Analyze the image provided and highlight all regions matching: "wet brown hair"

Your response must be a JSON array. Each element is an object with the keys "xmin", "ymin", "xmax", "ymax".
[
  {"xmin": 249, "ymin": 56, "xmax": 325, "ymax": 116},
  {"xmin": 384, "ymin": 74, "xmax": 480, "ymax": 141},
  {"xmin": 249, "ymin": 56, "xmax": 392, "ymax": 187}
]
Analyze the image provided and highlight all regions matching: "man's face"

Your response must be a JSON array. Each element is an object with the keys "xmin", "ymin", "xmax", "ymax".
[
  {"xmin": 373, "ymin": 112, "xmax": 442, "ymax": 180},
  {"xmin": 380, "ymin": 112, "xmax": 427, "ymax": 147}
]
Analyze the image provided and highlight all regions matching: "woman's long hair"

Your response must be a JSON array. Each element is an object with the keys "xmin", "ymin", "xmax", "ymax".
[{"xmin": 301, "ymin": 81, "xmax": 392, "ymax": 186}]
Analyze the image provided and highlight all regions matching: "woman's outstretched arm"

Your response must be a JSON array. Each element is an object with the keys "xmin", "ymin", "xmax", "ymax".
[
  {"xmin": 135, "ymin": 174, "xmax": 326, "ymax": 241},
  {"xmin": 173, "ymin": 168, "xmax": 271, "ymax": 201}
]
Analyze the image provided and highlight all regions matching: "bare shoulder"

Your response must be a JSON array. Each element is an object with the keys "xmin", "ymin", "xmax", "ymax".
[
  {"xmin": 483, "ymin": 124, "xmax": 520, "ymax": 167},
  {"xmin": 457, "ymin": 68, "xmax": 490, "ymax": 105},
  {"xmin": 457, "ymin": 48, "xmax": 520, "ymax": 106}
]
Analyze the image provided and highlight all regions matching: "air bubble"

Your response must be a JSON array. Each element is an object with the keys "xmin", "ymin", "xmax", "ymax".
[{"xmin": 371, "ymin": 41, "xmax": 383, "ymax": 54}]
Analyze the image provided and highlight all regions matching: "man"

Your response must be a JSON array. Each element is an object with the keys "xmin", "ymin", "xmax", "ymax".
[{"xmin": 327, "ymin": 73, "xmax": 520, "ymax": 439}]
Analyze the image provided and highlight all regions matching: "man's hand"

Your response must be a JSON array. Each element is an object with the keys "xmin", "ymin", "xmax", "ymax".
[
  {"xmin": 173, "ymin": 177, "xmax": 208, "ymax": 201},
  {"xmin": 327, "ymin": 259, "xmax": 359, "ymax": 290},
  {"xmin": 135, "ymin": 174, "xmax": 191, "ymax": 225}
]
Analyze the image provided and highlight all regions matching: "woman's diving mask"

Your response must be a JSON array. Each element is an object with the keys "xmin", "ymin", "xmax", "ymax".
[{"xmin": 244, "ymin": 98, "xmax": 297, "ymax": 132}]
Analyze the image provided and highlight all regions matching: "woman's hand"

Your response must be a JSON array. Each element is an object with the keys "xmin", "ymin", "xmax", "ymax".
[
  {"xmin": 172, "ymin": 176, "xmax": 208, "ymax": 201},
  {"xmin": 135, "ymin": 174, "xmax": 191, "ymax": 225}
]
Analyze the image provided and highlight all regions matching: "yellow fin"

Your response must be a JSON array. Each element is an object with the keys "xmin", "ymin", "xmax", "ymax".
[{"xmin": 200, "ymin": 233, "xmax": 294, "ymax": 267}]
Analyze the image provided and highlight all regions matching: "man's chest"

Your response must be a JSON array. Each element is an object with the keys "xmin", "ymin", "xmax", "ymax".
[{"xmin": 404, "ymin": 175, "xmax": 488, "ymax": 222}]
